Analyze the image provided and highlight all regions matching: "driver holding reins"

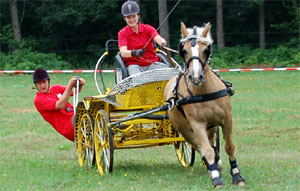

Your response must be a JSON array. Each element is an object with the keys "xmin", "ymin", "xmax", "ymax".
[{"xmin": 118, "ymin": 0, "xmax": 169, "ymax": 76}]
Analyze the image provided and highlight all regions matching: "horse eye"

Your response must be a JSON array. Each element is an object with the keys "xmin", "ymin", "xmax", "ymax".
[{"xmin": 204, "ymin": 46, "xmax": 211, "ymax": 55}]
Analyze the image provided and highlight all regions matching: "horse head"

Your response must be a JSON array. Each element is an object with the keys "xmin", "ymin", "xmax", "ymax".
[{"xmin": 179, "ymin": 22, "xmax": 213, "ymax": 86}]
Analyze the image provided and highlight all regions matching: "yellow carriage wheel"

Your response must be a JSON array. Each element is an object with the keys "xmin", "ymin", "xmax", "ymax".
[
  {"xmin": 174, "ymin": 131, "xmax": 195, "ymax": 167},
  {"xmin": 94, "ymin": 110, "xmax": 114, "ymax": 176},
  {"xmin": 77, "ymin": 113, "xmax": 95, "ymax": 169}
]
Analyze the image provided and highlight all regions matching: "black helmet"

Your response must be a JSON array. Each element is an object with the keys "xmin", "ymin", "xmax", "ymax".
[
  {"xmin": 121, "ymin": 0, "xmax": 140, "ymax": 16},
  {"xmin": 33, "ymin": 68, "xmax": 50, "ymax": 83}
]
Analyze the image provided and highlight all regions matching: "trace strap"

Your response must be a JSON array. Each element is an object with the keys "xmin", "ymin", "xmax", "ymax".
[{"xmin": 176, "ymin": 88, "xmax": 233, "ymax": 106}]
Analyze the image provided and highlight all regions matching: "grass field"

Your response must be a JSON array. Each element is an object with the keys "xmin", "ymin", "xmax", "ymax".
[{"xmin": 0, "ymin": 71, "xmax": 299, "ymax": 191}]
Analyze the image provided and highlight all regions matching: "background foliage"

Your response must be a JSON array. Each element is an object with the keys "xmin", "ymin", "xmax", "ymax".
[{"xmin": 0, "ymin": 0, "xmax": 299, "ymax": 69}]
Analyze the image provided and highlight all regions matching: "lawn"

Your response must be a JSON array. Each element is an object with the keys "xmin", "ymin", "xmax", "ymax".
[{"xmin": 0, "ymin": 71, "xmax": 299, "ymax": 191}]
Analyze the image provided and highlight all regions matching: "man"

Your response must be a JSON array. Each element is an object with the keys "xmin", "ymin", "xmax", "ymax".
[
  {"xmin": 33, "ymin": 68, "xmax": 86, "ymax": 142},
  {"xmin": 118, "ymin": 0, "xmax": 169, "ymax": 76}
]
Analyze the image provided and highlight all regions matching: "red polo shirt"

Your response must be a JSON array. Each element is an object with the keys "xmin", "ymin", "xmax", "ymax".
[
  {"xmin": 118, "ymin": 23, "xmax": 159, "ymax": 67},
  {"xmin": 34, "ymin": 85, "xmax": 74, "ymax": 142}
]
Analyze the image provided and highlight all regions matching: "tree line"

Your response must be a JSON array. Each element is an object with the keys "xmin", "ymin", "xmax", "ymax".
[{"xmin": 1, "ymin": 0, "xmax": 299, "ymax": 69}]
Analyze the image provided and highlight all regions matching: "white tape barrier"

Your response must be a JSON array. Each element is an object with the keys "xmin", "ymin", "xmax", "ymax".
[{"xmin": 0, "ymin": 68, "xmax": 299, "ymax": 74}]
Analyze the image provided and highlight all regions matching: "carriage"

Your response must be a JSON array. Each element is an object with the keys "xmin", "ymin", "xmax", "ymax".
[{"xmin": 73, "ymin": 39, "xmax": 220, "ymax": 175}]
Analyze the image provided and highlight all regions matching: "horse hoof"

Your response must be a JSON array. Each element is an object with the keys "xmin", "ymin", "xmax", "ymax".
[
  {"xmin": 215, "ymin": 184, "xmax": 226, "ymax": 189},
  {"xmin": 213, "ymin": 177, "xmax": 225, "ymax": 189},
  {"xmin": 232, "ymin": 173, "xmax": 245, "ymax": 186},
  {"xmin": 236, "ymin": 180, "xmax": 245, "ymax": 186}
]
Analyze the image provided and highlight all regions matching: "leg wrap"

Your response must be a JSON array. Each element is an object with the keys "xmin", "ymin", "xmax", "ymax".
[
  {"xmin": 213, "ymin": 177, "xmax": 224, "ymax": 188},
  {"xmin": 203, "ymin": 156, "xmax": 224, "ymax": 187},
  {"xmin": 229, "ymin": 159, "xmax": 245, "ymax": 184},
  {"xmin": 229, "ymin": 159, "xmax": 238, "ymax": 176}
]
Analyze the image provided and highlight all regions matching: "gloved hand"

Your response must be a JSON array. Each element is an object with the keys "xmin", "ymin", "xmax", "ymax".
[{"xmin": 131, "ymin": 48, "xmax": 145, "ymax": 58}]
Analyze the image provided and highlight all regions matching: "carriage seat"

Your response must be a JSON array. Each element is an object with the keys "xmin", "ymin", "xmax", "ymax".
[{"xmin": 115, "ymin": 52, "xmax": 171, "ymax": 83}]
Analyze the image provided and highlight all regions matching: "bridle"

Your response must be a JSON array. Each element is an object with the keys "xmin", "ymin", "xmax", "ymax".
[
  {"xmin": 178, "ymin": 26, "xmax": 212, "ymax": 78},
  {"xmin": 167, "ymin": 24, "xmax": 234, "ymax": 118}
]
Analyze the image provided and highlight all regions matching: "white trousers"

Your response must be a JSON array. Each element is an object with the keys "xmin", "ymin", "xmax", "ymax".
[{"xmin": 127, "ymin": 62, "xmax": 169, "ymax": 76}]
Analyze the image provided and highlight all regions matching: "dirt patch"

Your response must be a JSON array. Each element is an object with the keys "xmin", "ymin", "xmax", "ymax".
[
  {"xmin": 9, "ymin": 108, "xmax": 37, "ymax": 113},
  {"xmin": 258, "ymin": 107, "xmax": 275, "ymax": 113},
  {"xmin": 280, "ymin": 108, "xmax": 298, "ymax": 112}
]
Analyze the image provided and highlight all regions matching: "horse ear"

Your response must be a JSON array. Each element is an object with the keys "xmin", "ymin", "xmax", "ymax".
[
  {"xmin": 181, "ymin": 22, "xmax": 188, "ymax": 38},
  {"xmin": 202, "ymin": 22, "xmax": 211, "ymax": 37}
]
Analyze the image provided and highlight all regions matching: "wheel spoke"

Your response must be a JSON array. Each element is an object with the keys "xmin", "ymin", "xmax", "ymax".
[
  {"xmin": 76, "ymin": 113, "xmax": 95, "ymax": 168},
  {"xmin": 174, "ymin": 137, "xmax": 195, "ymax": 167},
  {"xmin": 94, "ymin": 110, "xmax": 114, "ymax": 175}
]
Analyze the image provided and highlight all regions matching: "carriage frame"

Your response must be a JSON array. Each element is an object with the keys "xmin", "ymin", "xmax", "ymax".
[{"xmin": 73, "ymin": 39, "xmax": 219, "ymax": 175}]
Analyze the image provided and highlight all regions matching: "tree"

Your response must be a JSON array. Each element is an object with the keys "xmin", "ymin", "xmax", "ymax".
[
  {"xmin": 216, "ymin": 0, "xmax": 224, "ymax": 49},
  {"xmin": 258, "ymin": 1, "xmax": 266, "ymax": 50},
  {"xmin": 10, "ymin": 0, "xmax": 21, "ymax": 51},
  {"xmin": 158, "ymin": 0, "xmax": 170, "ymax": 44}
]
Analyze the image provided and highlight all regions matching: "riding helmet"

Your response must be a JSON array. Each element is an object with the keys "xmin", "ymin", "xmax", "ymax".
[
  {"xmin": 121, "ymin": 0, "xmax": 140, "ymax": 16},
  {"xmin": 33, "ymin": 68, "xmax": 50, "ymax": 83}
]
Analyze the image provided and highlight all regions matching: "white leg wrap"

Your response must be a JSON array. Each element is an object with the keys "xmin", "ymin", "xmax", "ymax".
[
  {"xmin": 232, "ymin": 167, "xmax": 240, "ymax": 175},
  {"xmin": 211, "ymin": 170, "xmax": 220, "ymax": 179}
]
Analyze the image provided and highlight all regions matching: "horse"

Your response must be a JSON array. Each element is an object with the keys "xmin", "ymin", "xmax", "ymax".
[{"xmin": 164, "ymin": 22, "xmax": 245, "ymax": 188}]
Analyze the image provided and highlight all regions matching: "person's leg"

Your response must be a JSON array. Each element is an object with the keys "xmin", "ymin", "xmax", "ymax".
[
  {"xmin": 127, "ymin": 65, "xmax": 143, "ymax": 76},
  {"xmin": 146, "ymin": 62, "xmax": 169, "ymax": 71}
]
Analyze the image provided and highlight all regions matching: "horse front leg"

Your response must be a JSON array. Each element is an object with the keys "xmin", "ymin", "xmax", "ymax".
[
  {"xmin": 222, "ymin": 118, "xmax": 245, "ymax": 186},
  {"xmin": 207, "ymin": 127, "xmax": 222, "ymax": 172},
  {"xmin": 191, "ymin": 122, "xmax": 225, "ymax": 188}
]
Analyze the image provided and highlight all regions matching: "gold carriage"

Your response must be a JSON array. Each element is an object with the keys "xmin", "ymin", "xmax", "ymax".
[{"xmin": 73, "ymin": 42, "xmax": 195, "ymax": 175}]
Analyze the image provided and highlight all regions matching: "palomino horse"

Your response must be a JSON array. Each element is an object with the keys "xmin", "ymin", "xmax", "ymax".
[{"xmin": 164, "ymin": 22, "xmax": 245, "ymax": 188}]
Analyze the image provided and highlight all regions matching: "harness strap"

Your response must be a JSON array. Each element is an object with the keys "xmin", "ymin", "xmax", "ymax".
[
  {"xmin": 176, "ymin": 88, "xmax": 232, "ymax": 106},
  {"xmin": 183, "ymin": 75, "xmax": 194, "ymax": 97}
]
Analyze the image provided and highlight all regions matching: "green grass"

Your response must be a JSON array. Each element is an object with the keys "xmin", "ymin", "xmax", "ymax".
[{"xmin": 0, "ymin": 71, "xmax": 299, "ymax": 191}]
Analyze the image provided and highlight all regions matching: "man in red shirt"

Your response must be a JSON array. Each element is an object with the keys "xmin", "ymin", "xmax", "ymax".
[
  {"xmin": 33, "ymin": 68, "xmax": 86, "ymax": 142},
  {"xmin": 118, "ymin": 0, "xmax": 169, "ymax": 75}
]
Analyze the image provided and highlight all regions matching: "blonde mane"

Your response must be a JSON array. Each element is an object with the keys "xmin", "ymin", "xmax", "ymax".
[{"xmin": 181, "ymin": 24, "xmax": 213, "ymax": 45}]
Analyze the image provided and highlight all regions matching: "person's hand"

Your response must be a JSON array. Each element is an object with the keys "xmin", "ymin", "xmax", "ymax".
[
  {"xmin": 68, "ymin": 76, "xmax": 78, "ymax": 87},
  {"xmin": 68, "ymin": 76, "xmax": 85, "ymax": 88},
  {"xmin": 131, "ymin": 49, "xmax": 145, "ymax": 58},
  {"xmin": 79, "ymin": 78, "xmax": 86, "ymax": 87},
  {"xmin": 161, "ymin": 42, "xmax": 167, "ymax": 48}
]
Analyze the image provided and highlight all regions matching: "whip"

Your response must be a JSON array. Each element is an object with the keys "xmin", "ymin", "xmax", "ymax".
[{"xmin": 142, "ymin": 0, "xmax": 182, "ymax": 49}]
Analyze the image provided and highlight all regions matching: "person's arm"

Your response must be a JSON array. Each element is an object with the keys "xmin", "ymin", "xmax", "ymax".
[
  {"xmin": 154, "ymin": 35, "xmax": 167, "ymax": 47},
  {"xmin": 55, "ymin": 77, "xmax": 85, "ymax": 110},
  {"xmin": 119, "ymin": 46, "xmax": 132, "ymax": 58},
  {"xmin": 120, "ymin": 46, "xmax": 145, "ymax": 58}
]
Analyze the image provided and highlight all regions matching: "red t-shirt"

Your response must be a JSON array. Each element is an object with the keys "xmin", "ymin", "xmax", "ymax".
[
  {"xmin": 34, "ymin": 85, "xmax": 74, "ymax": 142},
  {"xmin": 118, "ymin": 23, "xmax": 159, "ymax": 67}
]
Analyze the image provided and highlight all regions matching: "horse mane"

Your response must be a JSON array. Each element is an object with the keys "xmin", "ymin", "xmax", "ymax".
[{"xmin": 181, "ymin": 24, "xmax": 213, "ymax": 45}]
